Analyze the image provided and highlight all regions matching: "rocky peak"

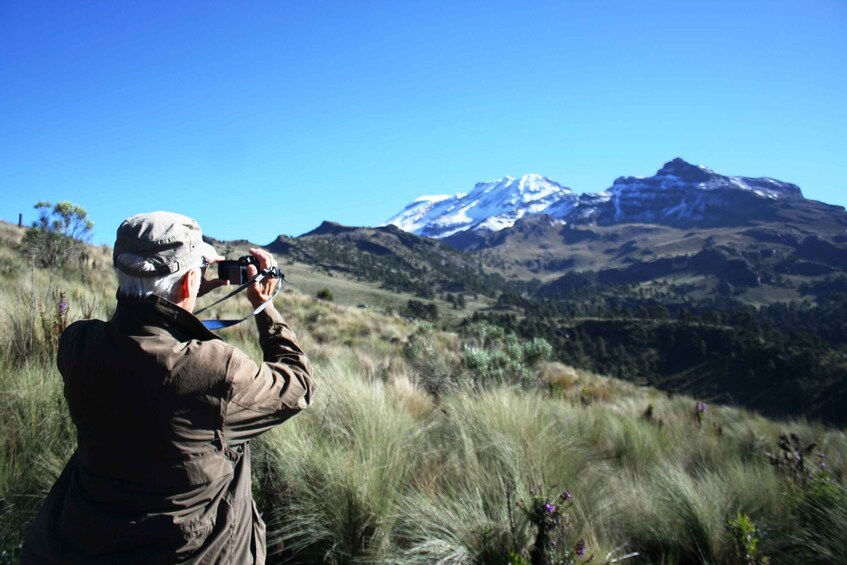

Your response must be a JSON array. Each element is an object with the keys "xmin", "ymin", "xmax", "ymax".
[
  {"xmin": 655, "ymin": 158, "xmax": 717, "ymax": 183},
  {"xmin": 303, "ymin": 221, "xmax": 359, "ymax": 237}
]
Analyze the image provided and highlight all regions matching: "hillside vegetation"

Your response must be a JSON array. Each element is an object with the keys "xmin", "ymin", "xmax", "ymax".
[{"xmin": 1, "ymin": 221, "xmax": 846, "ymax": 564}]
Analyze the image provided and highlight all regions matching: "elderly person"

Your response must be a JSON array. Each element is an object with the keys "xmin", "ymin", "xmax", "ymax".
[{"xmin": 22, "ymin": 211, "xmax": 314, "ymax": 564}]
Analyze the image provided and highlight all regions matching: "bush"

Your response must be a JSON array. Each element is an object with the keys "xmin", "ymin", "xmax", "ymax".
[
  {"xmin": 403, "ymin": 322, "xmax": 457, "ymax": 397},
  {"xmin": 460, "ymin": 322, "xmax": 552, "ymax": 389},
  {"xmin": 316, "ymin": 287, "xmax": 334, "ymax": 301},
  {"xmin": 405, "ymin": 299, "xmax": 438, "ymax": 321}
]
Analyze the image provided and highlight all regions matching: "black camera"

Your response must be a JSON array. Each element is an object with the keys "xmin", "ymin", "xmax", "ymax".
[{"xmin": 217, "ymin": 256, "xmax": 259, "ymax": 285}]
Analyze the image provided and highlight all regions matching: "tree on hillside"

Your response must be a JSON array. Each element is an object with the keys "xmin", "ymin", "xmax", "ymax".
[
  {"xmin": 406, "ymin": 299, "xmax": 438, "ymax": 321},
  {"xmin": 15, "ymin": 202, "xmax": 93, "ymax": 363},
  {"xmin": 21, "ymin": 201, "xmax": 94, "ymax": 270}
]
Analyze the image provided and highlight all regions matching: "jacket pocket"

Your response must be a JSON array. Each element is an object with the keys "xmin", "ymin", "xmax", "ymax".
[{"xmin": 251, "ymin": 499, "xmax": 267, "ymax": 563}]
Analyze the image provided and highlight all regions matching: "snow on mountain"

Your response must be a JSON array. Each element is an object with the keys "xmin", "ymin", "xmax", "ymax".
[
  {"xmin": 600, "ymin": 158, "xmax": 804, "ymax": 224},
  {"xmin": 388, "ymin": 194, "xmax": 454, "ymax": 234},
  {"xmin": 386, "ymin": 159, "xmax": 805, "ymax": 238},
  {"xmin": 386, "ymin": 174, "xmax": 575, "ymax": 238},
  {"xmin": 611, "ymin": 158, "xmax": 802, "ymax": 200}
]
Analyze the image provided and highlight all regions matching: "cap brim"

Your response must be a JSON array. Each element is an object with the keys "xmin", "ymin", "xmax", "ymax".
[{"xmin": 197, "ymin": 241, "xmax": 218, "ymax": 262}]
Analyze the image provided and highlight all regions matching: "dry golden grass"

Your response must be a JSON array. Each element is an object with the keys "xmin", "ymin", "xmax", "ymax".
[{"xmin": 540, "ymin": 361, "xmax": 578, "ymax": 389}]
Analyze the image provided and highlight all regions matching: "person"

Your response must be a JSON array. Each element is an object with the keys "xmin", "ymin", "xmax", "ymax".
[{"xmin": 21, "ymin": 211, "xmax": 314, "ymax": 564}]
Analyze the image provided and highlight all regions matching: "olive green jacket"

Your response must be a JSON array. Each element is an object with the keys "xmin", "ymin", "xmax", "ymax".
[{"xmin": 22, "ymin": 295, "xmax": 314, "ymax": 564}]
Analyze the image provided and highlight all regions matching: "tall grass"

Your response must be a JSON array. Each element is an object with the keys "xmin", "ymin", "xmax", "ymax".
[
  {"xmin": 1, "ymin": 225, "xmax": 846, "ymax": 563},
  {"xmin": 0, "ymin": 340, "xmax": 77, "ymax": 560},
  {"xmin": 258, "ymin": 360, "xmax": 428, "ymax": 564}
]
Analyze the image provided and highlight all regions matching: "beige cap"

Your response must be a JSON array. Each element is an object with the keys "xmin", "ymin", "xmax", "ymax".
[{"xmin": 113, "ymin": 211, "xmax": 217, "ymax": 277}]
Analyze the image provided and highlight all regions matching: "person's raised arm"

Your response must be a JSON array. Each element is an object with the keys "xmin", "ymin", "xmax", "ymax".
[{"xmin": 223, "ymin": 248, "xmax": 314, "ymax": 444}]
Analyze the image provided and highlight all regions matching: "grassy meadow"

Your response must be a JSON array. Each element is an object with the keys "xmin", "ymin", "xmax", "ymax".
[{"xmin": 1, "ymin": 221, "xmax": 846, "ymax": 564}]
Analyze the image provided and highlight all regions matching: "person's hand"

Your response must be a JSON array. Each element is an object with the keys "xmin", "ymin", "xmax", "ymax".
[
  {"xmin": 245, "ymin": 247, "xmax": 279, "ymax": 308},
  {"xmin": 198, "ymin": 253, "xmax": 229, "ymax": 297}
]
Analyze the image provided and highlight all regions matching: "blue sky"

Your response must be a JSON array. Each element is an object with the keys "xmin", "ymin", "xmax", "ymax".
[{"xmin": 2, "ymin": 1, "xmax": 845, "ymax": 245}]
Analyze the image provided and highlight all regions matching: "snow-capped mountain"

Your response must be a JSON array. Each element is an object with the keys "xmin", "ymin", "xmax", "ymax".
[
  {"xmin": 387, "ymin": 158, "xmax": 805, "ymax": 238},
  {"xmin": 592, "ymin": 158, "xmax": 803, "ymax": 226},
  {"xmin": 386, "ymin": 174, "xmax": 576, "ymax": 239}
]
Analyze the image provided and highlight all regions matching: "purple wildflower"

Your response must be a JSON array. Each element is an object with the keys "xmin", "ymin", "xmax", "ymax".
[
  {"xmin": 694, "ymin": 401, "xmax": 707, "ymax": 425},
  {"xmin": 544, "ymin": 502, "xmax": 556, "ymax": 514},
  {"xmin": 575, "ymin": 539, "xmax": 586, "ymax": 557},
  {"xmin": 559, "ymin": 490, "xmax": 573, "ymax": 502},
  {"xmin": 58, "ymin": 294, "xmax": 68, "ymax": 316}
]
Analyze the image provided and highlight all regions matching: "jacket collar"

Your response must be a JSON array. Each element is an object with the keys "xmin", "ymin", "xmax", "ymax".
[{"xmin": 112, "ymin": 294, "xmax": 222, "ymax": 342}]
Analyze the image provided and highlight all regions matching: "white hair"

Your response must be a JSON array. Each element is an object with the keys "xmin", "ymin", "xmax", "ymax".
[{"xmin": 116, "ymin": 268, "xmax": 191, "ymax": 303}]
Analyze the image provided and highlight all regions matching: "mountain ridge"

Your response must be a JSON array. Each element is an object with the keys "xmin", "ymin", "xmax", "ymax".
[{"xmin": 387, "ymin": 158, "xmax": 819, "ymax": 239}]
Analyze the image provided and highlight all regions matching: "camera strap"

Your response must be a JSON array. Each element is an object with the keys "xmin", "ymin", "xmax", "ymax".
[{"xmin": 196, "ymin": 267, "xmax": 285, "ymax": 330}]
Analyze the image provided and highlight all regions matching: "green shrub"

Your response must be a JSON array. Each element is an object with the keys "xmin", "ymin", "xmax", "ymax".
[
  {"xmin": 459, "ymin": 322, "xmax": 552, "ymax": 389},
  {"xmin": 727, "ymin": 511, "xmax": 764, "ymax": 564},
  {"xmin": 403, "ymin": 322, "xmax": 458, "ymax": 397}
]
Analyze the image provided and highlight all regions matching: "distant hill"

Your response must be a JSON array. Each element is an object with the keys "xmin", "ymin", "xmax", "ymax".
[{"xmin": 263, "ymin": 221, "xmax": 513, "ymax": 298}]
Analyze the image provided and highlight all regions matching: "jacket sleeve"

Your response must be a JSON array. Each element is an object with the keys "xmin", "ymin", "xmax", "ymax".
[{"xmin": 222, "ymin": 307, "xmax": 314, "ymax": 445}]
